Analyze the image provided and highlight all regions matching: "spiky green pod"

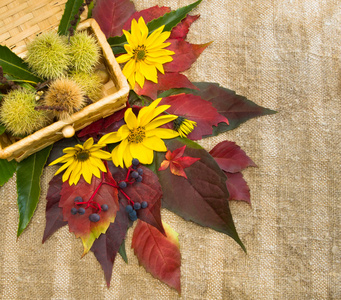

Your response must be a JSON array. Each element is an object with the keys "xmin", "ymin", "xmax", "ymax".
[
  {"xmin": 25, "ymin": 31, "xmax": 70, "ymax": 79},
  {"xmin": 0, "ymin": 89, "xmax": 50, "ymax": 136},
  {"xmin": 44, "ymin": 78, "xmax": 85, "ymax": 119},
  {"xmin": 70, "ymin": 71, "xmax": 103, "ymax": 102},
  {"xmin": 69, "ymin": 32, "xmax": 100, "ymax": 73}
]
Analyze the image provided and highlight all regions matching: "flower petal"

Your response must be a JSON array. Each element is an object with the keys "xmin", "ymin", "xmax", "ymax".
[
  {"xmin": 54, "ymin": 158, "xmax": 75, "ymax": 175},
  {"xmin": 122, "ymin": 57, "xmax": 136, "ymax": 80},
  {"xmin": 145, "ymin": 114, "xmax": 178, "ymax": 130},
  {"xmin": 139, "ymin": 62, "xmax": 157, "ymax": 83},
  {"xmin": 115, "ymin": 139, "xmax": 129, "ymax": 168},
  {"xmin": 135, "ymin": 70, "xmax": 145, "ymax": 88},
  {"xmin": 62, "ymin": 160, "xmax": 78, "ymax": 182},
  {"xmin": 83, "ymin": 138, "xmax": 94, "ymax": 150},
  {"xmin": 90, "ymin": 149, "xmax": 111, "ymax": 160},
  {"xmin": 81, "ymin": 161, "xmax": 93, "ymax": 184},
  {"xmin": 99, "ymin": 131, "xmax": 123, "ymax": 144},
  {"xmin": 123, "ymin": 145, "xmax": 134, "ymax": 167},
  {"xmin": 146, "ymin": 128, "xmax": 179, "ymax": 139},
  {"xmin": 129, "ymin": 142, "xmax": 154, "ymax": 164},
  {"xmin": 90, "ymin": 156, "xmax": 107, "ymax": 173},
  {"xmin": 124, "ymin": 108, "xmax": 138, "ymax": 130},
  {"xmin": 142, "ymin": 136, "xmax": 167, "ymax": 151}
]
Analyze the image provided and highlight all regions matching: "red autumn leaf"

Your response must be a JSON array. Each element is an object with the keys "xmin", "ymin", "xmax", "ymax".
[
  {"xmin": 159, "ymin": 145, "xmax": 200, "ymax": 178},
  {"xmin": 59, "ymin": 170, "xmax": 119, "ymax": 256},
  {"xmin": 134, "ymin": 72, "xmax": 198, "ymax": 100},
  {"xmin": 164, "ymin": 39, "xmax": 212, "ymax": 73},
  {"xmin": 42, "ymin": 173, "xmax": 67, "ymax": 243},
  {"xmin": 160, "ymin": 94, "xmax": 229, "ymax": 140},
  {"xmin": 169, "ymin": 14, "xmax": 200, "ymax": 40},
  {"xmin": 209, "ymin": 141, "xmax": 256, "ymax": 173},
  {"xmin": 77, "ymin": 107, "xmax": 127, "ymax": 139},
  {"xmin": 92, "ymin": 0, "xmax": 136, "ymax": 38},
  {"xmin": 108, "ymin": 162, "xmax": 165, "ymax": 235},
  {"xmin": 225, "ymin": 172, "xmax": 251, "ymax": 205},
  {"xmin": 91, "ymin": 200, "xmax": 130, "ymax": 287},
  {"xmin": 122, "ymin": 6, "xmax": 171, "ymax": 30},
  {"xmin": 132, "ymin": 220, "xmax": 181, "ymax": 293},
  {"xmin": 154, "ymin": 138, "xmax": 245, "ymax": 251},
  {"xmin": 192, "ymin": 82, "xmax": 277, "ymax": 135}
]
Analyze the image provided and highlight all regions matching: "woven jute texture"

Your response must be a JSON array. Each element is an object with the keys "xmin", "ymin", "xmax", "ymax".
[{"xmin": 1, "ymin": 0, "xmax": 340, "ymax": 299}]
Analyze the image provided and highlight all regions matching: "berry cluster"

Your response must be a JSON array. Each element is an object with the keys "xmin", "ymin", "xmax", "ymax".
[
  {"xmin": 117, "ymin": 158, "xmax": 148, "ymax": 221},
  {"xmin": 118, "ymin": 158, "xmax": 143, "ymax": 189},
  {"xmin": 69, "ymin": 195, "xmax": 109, "ymax": 223},
  {"xmin": 125, "ymin": 201, "xmax": 148, "ymax": 221},
  {"xmin": 67, "ymin": 158, "xmax": 146, "ymax": 223}
]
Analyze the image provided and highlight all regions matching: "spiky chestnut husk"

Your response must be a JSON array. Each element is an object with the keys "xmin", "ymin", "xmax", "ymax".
[
  {"xmin": 0, "ymin": 89, "xmax": 50, "ymax": 136},
  {"xmin": 25, "ymin": 31, "xmax": 70, "ymax": 79},
  {"xmin": 44, "ymin": 78, "xmax": 85, "ymax": 119},
  {"xmin": 95, "ymin": 68, "xmax": 110, "ymax": 84},
  {"xmin": 69, "ymin": 32, "xmax": 100, "ymax": 73},
  {"xmin": 69, "ymin": 71, "xmax": 103, "ymax": 102}
]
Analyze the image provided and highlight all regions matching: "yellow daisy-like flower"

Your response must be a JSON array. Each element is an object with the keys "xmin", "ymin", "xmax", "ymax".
[
  {"xmin": 99, "ymin": 98, "xmax": 179, "ymax": 168},
  {"xmin": 173, "ymin": 117, "xmax": 197, "ymax": 138},
  {"xmin": 116, "ymin": 17, "xmax": 175, "ymax": 88},
  {"xmin": 49, "ymin": 138, "xmax": 111, "ymax": 185}
]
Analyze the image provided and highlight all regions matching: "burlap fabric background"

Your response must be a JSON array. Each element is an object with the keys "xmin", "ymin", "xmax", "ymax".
[{"xmin": 1, "ymin": 0, "xmax": 340, "ymax": 299}]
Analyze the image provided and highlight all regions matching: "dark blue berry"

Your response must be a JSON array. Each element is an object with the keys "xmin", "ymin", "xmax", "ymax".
[
  {"xmin": 131, "ymin": 171, "xmax": 139, "ymax": 178},
  {"xmin": 78, "ymin": 207, "xmax": 85, "ymax": 215},
  {"xmin": 89, "ymin": 213, "xmax": 100, "ymax": 222},
  {"xmin": 137, "ymin": 168, "xmax": 143, "ymax": 175},
  {"xmin": 101, "ymin": 204, "xmax": 109, "ymax": 211},
  {"xmin": 128, "ymin": 210, "xmax": 137, "ymax": 221},
  {"xmin": 71, "ymin": 207, "xmax": 78, "ymax": 215},
  {"xmin": 119, "ymin": 181, "xmax": 127, "ymax": 188},
  {"xmin": 136, "ymin": 175, "xmax": 143, "ymax": 182},
  {"xmin": 141, "ymin": 201, "xmax": 148, "ymax": 209},
  {"xmin": 74, "ymin": 196, "xmax": 83, "ymax": 202},
  {"xmin": 132, "ymin": 158, "xmax": 139, "ymax": 166},
  {"xmin": 125, "ymin": 205, "xmax": 133, "ymax": 213},
  {"xmin": 133, "ymin": 202, "xmax": 141, "ymax": 210}
]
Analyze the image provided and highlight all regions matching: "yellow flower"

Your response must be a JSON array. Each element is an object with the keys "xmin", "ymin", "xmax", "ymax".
[
  {"xmin": 116, "ymin": 17, "xmax": 175, "ymax": 88},
  {"xmin": 173, "ymin": 117, "xmax": 197, "ymax": 138},
  {"xmin": 99, "ymin": 98, "xmax": 179, "ymax": 168},
  {"xmin": 49, "ymin": 138, "xmax": 111, "ymax": 185}
]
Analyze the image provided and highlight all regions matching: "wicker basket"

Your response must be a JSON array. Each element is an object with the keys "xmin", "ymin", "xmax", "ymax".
[{"xmin": 0, "ymin": 11, "xmax": 130, "ymax": 162}]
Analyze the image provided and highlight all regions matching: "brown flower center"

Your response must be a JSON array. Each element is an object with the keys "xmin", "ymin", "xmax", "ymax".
[
  {"xmin": 134, "ymin": 45, "xmax": 147, "ymax": 61},
  {"xmin": 128, "ymin": 127, "xmax": 146, "ymax": 143},
  {"xmin": 76, "ymin": 150, "xmax": 90, "ymax": 161}
]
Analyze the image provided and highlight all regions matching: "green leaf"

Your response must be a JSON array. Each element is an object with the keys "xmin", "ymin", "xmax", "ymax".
[
  {"xmin": 4, "ymin": 74, "xmax": 37, "ymax": 90},
  {"xmin": 0, "ymin": 159, "xmax": 17, "ymax": 186},
  {"xmin": 16, "ymin": 145, "xmax": 53, "ymax": 237},
  {"xmin": 58, "ymin": 0, "xmax": 84, "ymax": 36},
  {"xmin": 0, "ymin": 45, "xmax": 43, "ymax": 83},
  {"xmin": 87, "ymin": 1, "xmax": 94, "ymax": 18},
  {"xmin": 108, "ymin": 0, "xmax": 202, "ymax": 49},
  {"xmin": 158, "ymin": 88, "xmax": 195, "ymax": 98},
  {"xmin": 148, "ymin": 0, "xmax": 202, "ymax": 33},
  {"xmin": 118, "ymin": 241, "xmax": 128, "ymax": 263},
  {"xmin": 0, "ymin": 125, "xmax": 6, "ymax": 135}
]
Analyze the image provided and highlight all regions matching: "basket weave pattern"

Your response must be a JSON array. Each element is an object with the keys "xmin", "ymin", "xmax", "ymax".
[
  {"xmin": 0, "ymin": 2, "xmax": 130, "ymax": 162},
  {"xmin": 0, "ymin": 0, "xmax": 68, "ymax": 54}
]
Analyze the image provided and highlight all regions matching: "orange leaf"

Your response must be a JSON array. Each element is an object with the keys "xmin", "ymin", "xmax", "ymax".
[
  {"xmin": 132, "ymin": 220, "xmax": 181, "ymax": 293},
  {"xmin": 158, "ymin": 145, "xmax": 200, "ymax": 178}
]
